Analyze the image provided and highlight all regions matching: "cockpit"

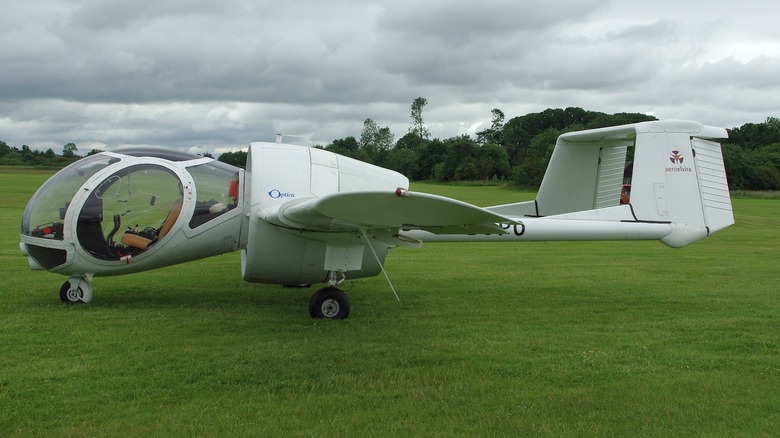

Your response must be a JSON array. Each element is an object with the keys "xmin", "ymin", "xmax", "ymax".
[
  {"xmin": 76, "ymin": 163, "xmax": 188, "ymax": 260},
  {"xmin": 21, "ymin": 149, "xmax": 244, "ymax": 272}
]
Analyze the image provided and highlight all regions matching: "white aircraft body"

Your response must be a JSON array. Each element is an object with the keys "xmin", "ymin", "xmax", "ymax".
[{"xmin": 20, "ymin": 120, "xmax": 733, "ymax": 318}]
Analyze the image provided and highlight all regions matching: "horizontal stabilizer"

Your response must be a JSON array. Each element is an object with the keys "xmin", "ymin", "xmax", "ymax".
[{"xmin": 267, "ymin": 190, "xmax": 515, "ymax": 235}]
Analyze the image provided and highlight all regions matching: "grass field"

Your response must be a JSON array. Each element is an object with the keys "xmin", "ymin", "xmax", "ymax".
[{"xmin": 1, "ymin": 169, "xmax": 779, "ymax": 436}]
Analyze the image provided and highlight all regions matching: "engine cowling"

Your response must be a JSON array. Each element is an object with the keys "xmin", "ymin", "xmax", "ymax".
[{"xmin": 240, "ymin": 142, "xmax": 409, "ymax": 285}]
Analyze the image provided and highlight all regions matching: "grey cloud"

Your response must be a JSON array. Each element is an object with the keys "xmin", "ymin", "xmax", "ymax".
[
  {"xmin": 377, "ymin": 0, "xmax": 605, "ymax": 41},
  {"xmin": 0, "ymin": 0, "xmax": 778, "ymax": 152}
]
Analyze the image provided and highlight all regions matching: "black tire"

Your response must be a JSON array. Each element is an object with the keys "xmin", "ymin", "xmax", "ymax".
[
  {"xmin": 309, "ymin": 287, "xmax": 350, "ymax": 319},
  {"xmin": 59, "ymin": 281, "xmax": 82, "ymax": 304}
]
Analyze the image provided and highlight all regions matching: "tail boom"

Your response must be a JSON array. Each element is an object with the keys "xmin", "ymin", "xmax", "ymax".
[{"xmin": 403, "ymin": 213, "xmax": 673, "ymax": 243}]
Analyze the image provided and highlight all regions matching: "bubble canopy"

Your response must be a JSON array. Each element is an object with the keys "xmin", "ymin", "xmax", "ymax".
[
  {"xmin": 21, "ymin": 154, "xmax": 116, "ymax": 240},
  {"xmin": 21, "ymin": 149, "xmax": 242, "ymax": 268}
]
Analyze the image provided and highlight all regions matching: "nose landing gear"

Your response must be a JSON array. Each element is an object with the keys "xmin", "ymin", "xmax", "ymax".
[{"xmin": 59, "ymin": 277, "xmax": 93, "ymax": 304}]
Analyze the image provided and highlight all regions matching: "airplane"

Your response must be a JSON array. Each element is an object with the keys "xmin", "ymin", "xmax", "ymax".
[{"xmin": 19, "ymin": 120, "xmax": 733, "ymax": 319}]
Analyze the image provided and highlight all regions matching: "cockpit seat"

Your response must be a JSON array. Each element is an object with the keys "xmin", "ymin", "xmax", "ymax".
[
  {"xmin": 121, "ymin": 198, "xmax": 183, "ymax": 251},
  {"xmin": 120, "ymin": 232, "xmax": 154, "ymax": 250}
]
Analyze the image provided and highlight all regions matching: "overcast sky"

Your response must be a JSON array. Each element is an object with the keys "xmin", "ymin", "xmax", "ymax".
[{"xmin": 2, "ymin": 0, "xmax": 779, "ymax": 155}]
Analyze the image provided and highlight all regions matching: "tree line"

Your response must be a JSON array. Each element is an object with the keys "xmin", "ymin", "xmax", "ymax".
[
  {"xmin": 312, "ymin": 104, "xmax": 779, "ymax": 190},
  {"xmin": 0, "ymin": 142, "xmax": 87, "ymax": 168},
  {"xmin": 4, "ymin": 103, "xmax": 780, "ymax": 190},
  {"xmin": 309, "ymin": 106, "xmax": 659, "ymax": 187}
]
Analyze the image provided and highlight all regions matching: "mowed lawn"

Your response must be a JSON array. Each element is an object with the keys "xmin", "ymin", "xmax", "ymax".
[{"xmin": 1, "ymin": 169, "xmax": 778, "ymax": 436}]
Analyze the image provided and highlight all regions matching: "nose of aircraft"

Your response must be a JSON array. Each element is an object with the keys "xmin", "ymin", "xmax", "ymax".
[{"xmin": 21, "ymin": 149, "xmax": 244, "ymax": 272}]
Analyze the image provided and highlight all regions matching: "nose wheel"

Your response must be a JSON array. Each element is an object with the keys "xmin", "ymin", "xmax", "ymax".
[
  {"xmin": 309, "ymin": 287, "xmax": 350, "ymax": 319},
  {"xmin": 59, "ymin": 277, "xmax": 94, "ymax": 304}
]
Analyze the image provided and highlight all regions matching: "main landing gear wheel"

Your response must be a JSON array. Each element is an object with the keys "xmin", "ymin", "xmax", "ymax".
[
  {"xmin": 59, "ymin": 277, "xmax": 93, "ymax": 304},
  {"xmin": 309, "ymin": 287, "xmax": 350, "ymax": 319}
]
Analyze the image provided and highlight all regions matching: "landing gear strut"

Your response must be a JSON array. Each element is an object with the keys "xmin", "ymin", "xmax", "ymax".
[
  {"xmin": 59, "ymin": 277, "xmax": 93, "ymax": 304},
  {"xmin": 309, "ymin": 287, "xmax": 350, "ymax": 319}
]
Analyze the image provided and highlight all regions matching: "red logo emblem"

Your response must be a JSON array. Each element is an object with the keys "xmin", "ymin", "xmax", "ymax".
[{"xmin": 670, "ymin": 150, "xmax": 684, "ymax": 164}]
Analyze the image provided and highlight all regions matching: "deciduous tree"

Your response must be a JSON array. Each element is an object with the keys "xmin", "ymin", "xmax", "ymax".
[
  {"xmin": 62, "ymin": 143, "xmax": 78, "ymax": 158},
  {"xmin": 409, "ymin": 97, "xmax": 430, "ymax": 139}
]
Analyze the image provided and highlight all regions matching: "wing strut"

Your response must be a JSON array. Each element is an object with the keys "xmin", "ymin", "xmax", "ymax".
[{"xmin": 359, "ymin": 228, "xmax": 400, "ymax": 302}]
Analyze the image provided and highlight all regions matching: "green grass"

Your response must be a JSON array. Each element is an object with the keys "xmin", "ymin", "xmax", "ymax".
[
  {"xmin": 730, "ymin": 190, "xmax": 780, "ymax": 199},
  {"xmin": 2, "ymin": 169, "xmax": 779, "ymax": 436}
]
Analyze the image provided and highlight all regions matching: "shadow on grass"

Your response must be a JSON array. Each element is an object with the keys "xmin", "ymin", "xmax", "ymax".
[{"xmin": 59, "ymin": 281, "xmax": 312, "ymax": 315}]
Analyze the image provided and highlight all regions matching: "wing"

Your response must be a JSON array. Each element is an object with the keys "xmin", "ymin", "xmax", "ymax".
[{"xmin": 265, "ymin": 189, "xmax": 516, "ymax": 236}]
